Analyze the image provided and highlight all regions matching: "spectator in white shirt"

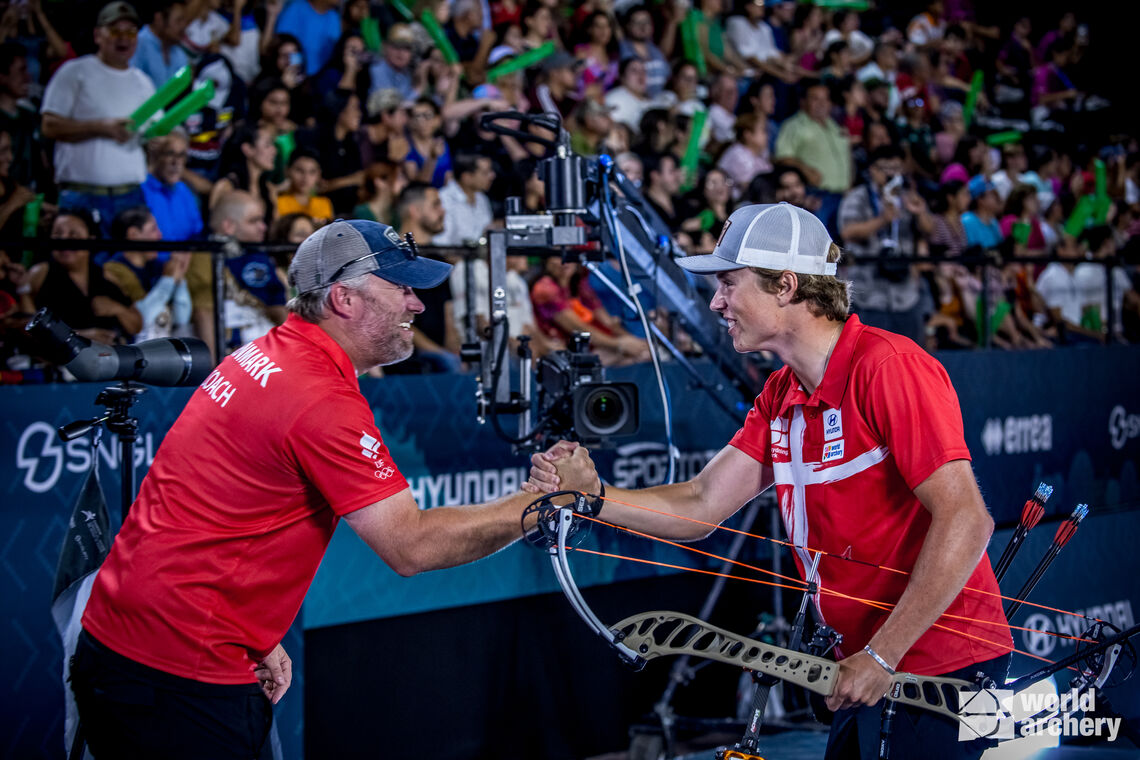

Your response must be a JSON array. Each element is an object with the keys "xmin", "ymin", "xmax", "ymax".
[
  {"xmin": 41, "ymin": 1, "xmax": 155, "ymax": 235},
  {"xmin": 857, "ymin": 40, "xmax": 901, "ymax": 119},
  {"xmin": 605, "ymin": 58, "xmax": 669, "ymax": 137},
  {"xmin": 182, "ymin": 0, "xmax": 237, "ymax": 61},
  {"xmin": 707, "ymin": 73, "xmax": 738, "ymax": 145},
  {"xmin": 433, "ymin": 154, "xmax": 495, "ymax": 247},
  {"xmin": 1075, "ymin": 226, "xmax": 1133, "ymax": 338},
  {"xmin": 726, "ymin": 0, "xmax": 794, "ymax": 83},
  {"xmin": 617, "ymin": 5, "xmax": 672, "ymax": 98},
  {"xmin": 1036, "ymin": 233, "xmax": 1106, "ymax": 344},
  {"xmin": 907, "ymin": 0, "xmax": 946, "ymax": 47},
  {"xmin": 823, "ymin": 11, "xmax": 874, "ymax": 67}
]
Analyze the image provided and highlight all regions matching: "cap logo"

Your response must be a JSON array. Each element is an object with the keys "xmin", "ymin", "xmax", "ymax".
[
  {"xmin": 384, "ymin": 228, "xmax": 403, "ymax": 247},
  {"xmin": 716, "ymin": 219, "xmax": 732, "ymax": 250}
]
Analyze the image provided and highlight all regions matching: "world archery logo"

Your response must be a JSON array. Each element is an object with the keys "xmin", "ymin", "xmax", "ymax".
[{"xmin": 957, "ymin": 687, "xmax": 1014, "ymax": 741}]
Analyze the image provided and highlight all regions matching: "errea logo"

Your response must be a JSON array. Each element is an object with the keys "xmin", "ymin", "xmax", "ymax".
[{"xmin": 981, "ymin": 415, "xmax": 1052, "ymax": 456}]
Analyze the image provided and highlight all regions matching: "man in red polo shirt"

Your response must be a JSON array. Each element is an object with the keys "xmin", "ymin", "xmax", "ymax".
[
  {"xmin": 71, "ymin": 220, "xmax": 540, "ymax": 758},
  {"xmin": 528, "ymin": 203, "xmax": 1012, "ymax": 759}
]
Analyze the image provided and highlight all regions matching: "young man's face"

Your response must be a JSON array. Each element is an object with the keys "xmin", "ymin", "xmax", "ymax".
[
  {"xmin": 288, "ymin": 157, "xmax": 321, "ymax": 195},
  {"xmin": 414, "ymin": 188, "xmax": 445, "ymax": 234},
  {"xmin": 226, "ymin": 200, "xmax": 267, "ymax": 243},
  {"xmin": 710, "ymin": 268, "xmax": 777, "ymax": 353},
  {"xmin": 653, "ymin": 157, "xmax": 681, "ymax": 195},
  {"xmin": 626, "ymin": 11, "xmax": 653, "ymax": 41},
  {"xmin": 0, "ymin": 54, "xmax": 29, "ymax": 99},
  {"xmin": 775, "ymin": 170, "xmax": 806, "ymax": 205},
  {"xmin": 156, "ymin": 3, "xmax": 189, "ymax": 44}
]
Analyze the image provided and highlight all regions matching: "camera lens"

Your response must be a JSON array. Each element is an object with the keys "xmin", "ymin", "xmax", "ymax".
[{"xmin": 583, "ymin": 387, "xmax": 628, "ymax": 435}]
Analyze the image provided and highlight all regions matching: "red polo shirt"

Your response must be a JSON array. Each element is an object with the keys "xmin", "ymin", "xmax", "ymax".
[
  {"xmin": 83, "ymin": 315, "xmax": 408, "ymax": 683},
  {"xmin": 730, "ymin": 315, "xmax": 1012, "ymax": 676}
]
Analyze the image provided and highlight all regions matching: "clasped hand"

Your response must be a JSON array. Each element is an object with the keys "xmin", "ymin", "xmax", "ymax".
[{"xmin": 523, "ymin": 441, "xmax": 600, "ymax": 496}]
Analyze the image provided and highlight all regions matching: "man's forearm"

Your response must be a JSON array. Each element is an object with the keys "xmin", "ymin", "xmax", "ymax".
[
  {"xmin": 399, "ymin": 491, "xmax": 534, "ymax": 573},
  {"xmin": 42, "ymin": 113, "xmax": 113, "ymax": 142},
  {"xmin": 840, "ymin": 216, "xmax": 885, "ymax": 242},
  {"xmin": 867, "ymin": 509, "xmax": 994, "ymax": 666}
]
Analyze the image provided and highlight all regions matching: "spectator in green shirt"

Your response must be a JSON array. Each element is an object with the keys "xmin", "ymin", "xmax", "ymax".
[{"xmin": 774, "ymin": 82, "xmax": 852, "ymax": 232}]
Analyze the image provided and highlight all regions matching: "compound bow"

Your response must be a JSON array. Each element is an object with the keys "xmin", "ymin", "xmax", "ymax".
[{"xmin": 523, "ymin": 491, "xmax": 1139, "ymax": 759}]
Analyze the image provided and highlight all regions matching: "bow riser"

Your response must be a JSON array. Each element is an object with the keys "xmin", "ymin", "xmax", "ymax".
[{"xmin": 612, "ymin": 611, "xmax": 977, "ymax": 724}]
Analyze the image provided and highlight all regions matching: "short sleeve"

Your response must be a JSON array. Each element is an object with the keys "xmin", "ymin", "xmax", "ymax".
[
  {"xmin": 862, "ymin": 352, "xmax": 971, "ymax": 490},
  {"xmin": 41, "ymin": 60, "xmax": 79, "ymax": 117},
  {"xmin": 728, "ymin": 378, "xmax": 780, "ymax": 465},
  {"xmin": 531, "ymin": 276, "xmax": 568, "ymax": 322},
  {"xmin": 837, "ymin": 188, "xmax": 866, "ymax": 235},
  {"xmin": 287, "ymin": 391, "xmax": 409, "ymax": 515},
  {"xmin": 773, "ymin": 120, "xmax": 799, "ymax": 161}
]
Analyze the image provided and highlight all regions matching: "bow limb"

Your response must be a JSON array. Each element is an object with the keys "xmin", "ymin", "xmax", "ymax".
[{"xmin": 549, "ymin": 505, "xmax": 647, "ymax": 669}]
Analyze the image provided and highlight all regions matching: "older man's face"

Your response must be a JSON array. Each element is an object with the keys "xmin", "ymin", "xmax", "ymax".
[
  {"xmin": 805, "ymin": 86, "xmax": 831, "ymax": 121},
  {"xmin": 152, "ymin": 136, "xmax": 189, "ymax": 185},
  {"xmin": 95, "ymin": 20, "xmax": 139, "ymax": 67},
  {"xmin": 351, "ymin": 277, "xmax": 425, "ymax": 368}
]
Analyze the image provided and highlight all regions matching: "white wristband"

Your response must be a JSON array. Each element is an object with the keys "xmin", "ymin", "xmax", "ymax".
[{"xmin": 863, "ymin": 645, "xmax": 896, "ymax": 675}]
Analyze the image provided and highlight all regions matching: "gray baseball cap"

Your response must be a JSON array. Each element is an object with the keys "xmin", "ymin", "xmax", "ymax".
[
  {"xmin": 676, "ymin": 202, "xmax": 837, "ymax": 276},
  {"xmin": 97, "ymin": 0, "xmax": 140, "ymax": 27},
  {"xmin": 288, "ymin": 219, "xmax": 452, "ymax": 293}
]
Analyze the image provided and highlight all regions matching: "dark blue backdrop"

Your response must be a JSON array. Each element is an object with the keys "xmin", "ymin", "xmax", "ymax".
[{"xmin": 2, "ymin": 346, "xmax": 1138, "ymax": 758}]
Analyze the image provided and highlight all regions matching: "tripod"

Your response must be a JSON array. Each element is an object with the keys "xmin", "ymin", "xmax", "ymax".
[
  {"xmin": 59, "ymin": 382, "xmax": 146, "ymax": 524},
  {"xmin": 58, "ymin": 381, "xmax": 145, "ymax": 760}
]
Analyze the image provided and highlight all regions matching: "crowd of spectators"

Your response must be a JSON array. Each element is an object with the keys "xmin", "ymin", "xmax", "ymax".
[{"xmin": 1, "ymin": 0, "xmax": 1138, "ymax": 382}]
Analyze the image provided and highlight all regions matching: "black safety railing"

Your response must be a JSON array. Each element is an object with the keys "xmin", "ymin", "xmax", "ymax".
[
  {"xmin": 3, "ymin": 235, "xmax": 1131, "ymax": 369},
  {"xmin": 2, "ymin": 236, "xmax": 480, "ymax": 367}
]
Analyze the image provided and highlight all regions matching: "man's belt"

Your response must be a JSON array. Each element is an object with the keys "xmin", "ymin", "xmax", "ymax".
[{"xmin": 60, "ymin": 182, "xmax": 141, "ymax": 196}]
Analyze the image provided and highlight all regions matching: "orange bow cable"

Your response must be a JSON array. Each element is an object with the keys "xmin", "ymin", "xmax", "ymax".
[
  {"xmin": 567, "ymin": 546, "xmax": 1070, "ymax": 670},
  {"xmin": 578, "ymin": 512, "xmax": 1096, "ymax": 649},
  {"xmin": 593, "ymin": 494, "xmax": 1104, "ymax": 625}
]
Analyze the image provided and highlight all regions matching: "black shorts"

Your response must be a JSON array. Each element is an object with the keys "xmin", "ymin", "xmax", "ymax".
[
  {"xmin": 824, "ymin": 652, "xmax": 1012, "ymax": 760},
  {"xmin": 70, "ymin": 629, "xmax": 273, "ymax": 760}
]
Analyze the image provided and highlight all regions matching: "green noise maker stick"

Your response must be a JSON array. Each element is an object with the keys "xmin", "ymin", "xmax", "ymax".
[
  {"xmin": 680, "ymin": 10, "xmax": 706, "ymax": 77},
  {"xmin": 389, "ymin": 0, "xmax": 414, "ymax": 22},
  {"xmin": 487, "ymin": 41, "xmax": 555, "ymax": 82},
  {"xmin": 144, "ymin": 80, "xmax": 216, "ymax": 139},
  {"xmin": 129, "ymin": 66, "xmax": 192, "ymax": 131},
  {"xmin": 421, "ymin": 10, "xmax": 460, "ymax": 65},
  {"xmin": 680, "ymin": 109, "xmax": 707, "ymax": 192},
  {"xmin": 962, "ymin": 71, "xmax": 983, "ymax": 129}
]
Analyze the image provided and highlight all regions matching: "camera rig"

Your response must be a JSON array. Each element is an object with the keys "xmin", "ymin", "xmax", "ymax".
[{"xmin": 466, "ymin": 112, "xmax": 763, "ymax": 462}]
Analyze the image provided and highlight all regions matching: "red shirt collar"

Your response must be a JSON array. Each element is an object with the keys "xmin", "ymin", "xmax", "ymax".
[
  {"xmin": 278, "ymin": 313, "xmax": 359, "ymax": 386},
  {"xmin": 774, "ymin": 314, "xmax": 865, "ymax": 417}
]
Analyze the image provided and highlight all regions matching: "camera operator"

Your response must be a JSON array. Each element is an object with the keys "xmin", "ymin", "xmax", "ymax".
[
  {"xmin": 838, "ymin": 145, "xmax": 934, "ymax": 344},
  {"xmin": 70, "ymin": 220, "xmax": 543, "ymax": 758}
]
